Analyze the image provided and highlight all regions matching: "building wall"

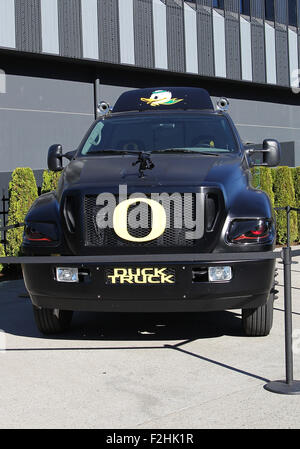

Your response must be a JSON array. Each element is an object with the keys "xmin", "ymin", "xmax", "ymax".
[
  {"xmin": 0, "ymin": 53, "xmax": 299, "ymax": 193},
  {"xmin": 0, "ymin": 0, "xmax": 300, "ymax": 192},
  {"xmin": 0, "ymin": 0, "xmax": 299, "ymax": 89}
]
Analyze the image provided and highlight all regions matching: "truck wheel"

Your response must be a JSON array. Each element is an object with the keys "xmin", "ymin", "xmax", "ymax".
[
  {"xmin": 242, "ymin": 293, "xmax": 274, "ymax": 337},
  {"xmin": 33, "ymin": 306, "xmax": 73, "ymax": 335}
]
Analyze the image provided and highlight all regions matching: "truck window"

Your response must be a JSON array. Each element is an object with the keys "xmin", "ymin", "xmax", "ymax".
[{"xmin": 81, "ymin": 113, "xmax": 238, "ymax": 155}]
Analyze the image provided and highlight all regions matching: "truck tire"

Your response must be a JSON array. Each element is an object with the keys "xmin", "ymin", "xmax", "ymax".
[
  {"xmin": 242, "ymin": 293, "xmax": 274, "ymax": 337},
  {"xmin": 33, "ymin": 306, "xmax": 73, "ymax": 335}
]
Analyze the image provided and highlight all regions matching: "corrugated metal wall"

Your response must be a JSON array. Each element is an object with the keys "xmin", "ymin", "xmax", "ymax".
[
  {"xmin": 196, "ymin": 0, "xmax": 214, "ymax": 76},
  {"xmin": 15, "ymin": 0, "xmax": 42, "ymax": 53},
  {"xmin": 251, "ymin": 0, "xmax": 266, "ymax": 84},
  {"xmin": 224, "ymin": 0, "xmax": 241, "ymax": 80},
  {"xmin": 0, "ymin": 0, "xmax": 299, "ymax": 88}
]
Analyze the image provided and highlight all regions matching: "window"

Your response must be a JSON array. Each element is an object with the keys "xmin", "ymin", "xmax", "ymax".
[
  {"xmin": 240, "ymin": 0, "xmax": 250, "ymax": 16},
  {"xmin": 81, "ymin": 114, "xmax": 238, "ymax": 156},
  {"xmin": 288, "ymin": 0, "xmax": 298, "ymax": 26},
  {"xmin": 265, "ymin": 0, "xmax": 275, "ymax": 21},
  {"xmin": 213, "ymin": 0, "xmax": 224, "ymax": 10}
]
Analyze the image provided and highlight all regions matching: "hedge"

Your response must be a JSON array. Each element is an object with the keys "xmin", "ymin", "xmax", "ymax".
[
  {"xmin": 41, "ymin": 170, "xmax": 62, "ymax": 194},
  {"xmin": 6, "ymin": 168, "xmax": 38, "ymax": 257},
  {"xmin": 292, "ymin": 167, "xmax": 300, "ymax": 241},
  {"xmin": 0, "ymin": 243, "xmax": 5, "ymax": 273},
  {"xmin": 251, "ymin": 166, "xmax": 300, "ymax": 244},
  {"xmin": 251, "ymin": 166, "xmax": 274, "ymax": 206},
  {"xmin": 273, "ymin": 166, "xmax": 298, "ymax": 245}
]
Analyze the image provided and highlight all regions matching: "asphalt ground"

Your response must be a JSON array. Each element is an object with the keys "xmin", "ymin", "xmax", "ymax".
[{"xmin": 0, "ymin": 253, "xmax": 300, "ymax": 429}]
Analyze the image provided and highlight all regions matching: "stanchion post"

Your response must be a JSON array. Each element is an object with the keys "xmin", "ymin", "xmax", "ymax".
[
  {"xmin": 264, "ymin": 208, "xmax": 300, "ymax": 394},
  {"xmin": 283, "ymin": 245, "xmax": 294, "ymax": 385}
]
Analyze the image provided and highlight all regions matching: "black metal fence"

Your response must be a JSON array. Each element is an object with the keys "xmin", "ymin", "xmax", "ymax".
[
  {"xmin": 0, "ymin": 187, "xmax": 42, "ymax": 251},
  {"xmin": 0, "ymin": 191, "xmax": 9, "ymax": 250}
]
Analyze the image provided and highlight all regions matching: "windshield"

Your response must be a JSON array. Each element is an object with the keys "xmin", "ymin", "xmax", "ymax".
[{"xmin": 80, "ymin": 113, "xmax": 238, "ymax": 155}]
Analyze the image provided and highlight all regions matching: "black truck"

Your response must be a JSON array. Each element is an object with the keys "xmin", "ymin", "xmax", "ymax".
[{"xmin": 21, "ymin": 87, "xmax": 280, "ymax": 336}]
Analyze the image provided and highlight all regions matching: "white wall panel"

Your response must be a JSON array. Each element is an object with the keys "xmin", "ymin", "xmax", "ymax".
[
  {"xmin": 0, "ymin": 0, "xmax": 16, "ymax": 49},
  {"xmin": 213, "ymin": 10, "xmax": 226, "ymax": 78},
  {"xmin": 184, "ymin": 3, "xmax": 198, "ymax": 74},
  {"xmin": 119, "ymin": 0, "xmax": 135, "ymax": 65},
  {"xmin": 265, "ymin": 22, "xmax": 277, "ymax": 85},
  {"xmin": 81, "ymin": 0, "xmax": 99, "ymax": 59},
  {"xmin": 152, "ymin": 0, "xmax": 168, "ymax": 70},
  {"xmin": 41, "ymin": 0, "xmax": 59, "ymax": 54},
  {"xmin": 240, "ymin": 17, "xmax": 252, "ymax": 81},
  {"xmin": 288, "ymin": 28, "xmax": 298, "ymax": 88}
]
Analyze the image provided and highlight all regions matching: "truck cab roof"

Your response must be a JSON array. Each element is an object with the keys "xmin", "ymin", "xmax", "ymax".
[{"xmin": 112, "ymin": 87, "xmax": 215, "ymax": 113}]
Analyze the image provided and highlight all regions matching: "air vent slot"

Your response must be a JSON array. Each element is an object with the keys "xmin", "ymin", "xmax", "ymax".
[
  {"xmin": 63, "ymin": 196, "xmax": 76, "ymax": 233},
  {"xmin": 205, "ymin": 194, "xmax": 218, "ymax": 231}
]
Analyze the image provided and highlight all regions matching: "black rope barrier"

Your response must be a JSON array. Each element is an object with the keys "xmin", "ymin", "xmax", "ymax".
[
  {"xmin": 0, "ymin": 251, "xmax": 280, "ymax": 264},
  {"xmin": 0, "ymin": 222, "xmax": 24, "ymax": 232}
]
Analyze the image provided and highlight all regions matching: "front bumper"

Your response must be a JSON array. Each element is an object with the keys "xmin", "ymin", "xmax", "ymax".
[{"xmin": 22, "ymin": 258, "xmax": 275, "ymax": 313}]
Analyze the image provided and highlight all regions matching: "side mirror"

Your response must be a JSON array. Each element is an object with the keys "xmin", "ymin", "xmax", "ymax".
[
  {"xmin": 48, "ymin": 144, "xmax": 63, "ymax": 172},
  {"xmin": 262, "ymin": 139, "xmax": 281, "ymax": 167},
  {"xmin": 246, "ymin": 139, "xmax": 281, "ymax": 168}
]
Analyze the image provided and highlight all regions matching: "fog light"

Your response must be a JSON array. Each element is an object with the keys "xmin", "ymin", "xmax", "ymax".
[
  {"xmin": 56, "ymin": 267, "xmax": 79, "ymax": 283},
  {"xmin": 208, "ymin": 266, "xmax": 232, "ymax": 282}
]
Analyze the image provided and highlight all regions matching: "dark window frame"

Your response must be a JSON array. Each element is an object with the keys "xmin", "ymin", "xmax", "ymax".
[
  {"xmin": 288, "ymin": 0, "xmax": 298, "ymax": 27},
  {"xmin": 265, "ymin": 0, "xmax": 275, "ymax": 22},
  {"xmin": 240, "ymin": 0, "xmax": 250, "ymax": 16},
  {"xmin": 213, "ymin": 0, "xmax": 224, "ymax": 10}
]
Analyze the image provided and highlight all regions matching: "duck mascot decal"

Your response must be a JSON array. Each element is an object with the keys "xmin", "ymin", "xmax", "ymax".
[{"xmin": 141, "ymin": 90, "xmax": 183, "ymax": 107}]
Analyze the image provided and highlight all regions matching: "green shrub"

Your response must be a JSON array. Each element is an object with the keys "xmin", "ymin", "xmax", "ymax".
[
  {"xmin": 0, "ymin": 243, "xmax": 5, "ymax": 273},
  {"xmin": 293, "ymin": 167, "xmax": 300, "ymax": 205},
  {"xmin": 41, "ymin": 170, "xmax": 62, "ymax": 194},
  {"xmin": 270, "ymin": 167, "xmax": 277, "ymax": 184},
  {"xmin": 251, "ymin": 166, "xmax": 274, "ymax": 206},
  {"xmin": 6, "ymin": 168, "xmax": 38, "ymax": 257},
  {"xmin": 250, "ymin": 167, "xmax": 260, "ymax": 189},
  {"xmin": 292, "ymin": 167, "xmax": 300, "ymax": 241},
  {"xmin": 273, "ymin": 166, "xmax": 298, "ymax": 245}
]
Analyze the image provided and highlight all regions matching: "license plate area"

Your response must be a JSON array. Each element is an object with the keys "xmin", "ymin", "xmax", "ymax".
[{"xmin": 105, "ymin": 267, "xmax": 176, "ymax": 285}]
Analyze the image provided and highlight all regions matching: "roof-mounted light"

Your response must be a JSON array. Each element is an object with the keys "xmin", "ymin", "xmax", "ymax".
[
  {"xmin": 97, "ymin": 101, "xmax": 111, "ymax": 116},
  {"xmin": 216, "ymin": 97, "xmax": 229, "ymax": 112}
]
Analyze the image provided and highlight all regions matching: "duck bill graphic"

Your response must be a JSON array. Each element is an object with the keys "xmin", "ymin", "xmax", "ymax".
[
  {"xmin": 140, "ymin": 97, "xmax": 164, "ymax": 106},
  {"xmin": 140, "ymin": 97, "xmax": 183, "ymax": 107}
]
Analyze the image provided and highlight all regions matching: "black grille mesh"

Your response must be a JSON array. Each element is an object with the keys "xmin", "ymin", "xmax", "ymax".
[{"xmin": 84, "ymin": 194, "xmax": 197, "ymax": 248}]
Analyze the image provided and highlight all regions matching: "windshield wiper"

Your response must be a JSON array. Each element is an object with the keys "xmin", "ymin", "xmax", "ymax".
[
  {"xmin": 88, "ymin": 149, "xmax": 144, "ymax": 156},
  {"xmin": 151, "ymin": 149, "xmax": 220, "ymax": 156},
  {"xmin": 87, "ymin": 150, "xmax": 155, "ymax": 178}
]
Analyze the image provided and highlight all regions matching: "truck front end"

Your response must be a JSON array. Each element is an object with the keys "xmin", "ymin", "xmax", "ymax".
[{"xmin": 22, "ymin": 87, "xmax": 280, "ymax": 336}]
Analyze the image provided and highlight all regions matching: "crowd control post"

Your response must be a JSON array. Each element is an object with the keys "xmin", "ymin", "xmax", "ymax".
[{"xmin": 264, "ymin": 207, "xmax": 300, "ymax": 394}]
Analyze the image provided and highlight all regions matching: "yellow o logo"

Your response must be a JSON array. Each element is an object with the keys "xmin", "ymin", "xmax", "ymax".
[{"xmin": 113, "ymin": 198, "xmax": 167, "ymax": 242}]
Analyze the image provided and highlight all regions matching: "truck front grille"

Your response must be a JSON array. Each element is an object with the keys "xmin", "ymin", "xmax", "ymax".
[{"xmin": 84, "ymin": 194, "xmax": 198, "ymax": 248}]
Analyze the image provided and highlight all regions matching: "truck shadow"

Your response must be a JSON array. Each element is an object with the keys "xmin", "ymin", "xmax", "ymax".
[
  {"xmin": 0, "ymin": 280, "xmax": 245, "ymax": 340},
  {"xmin": 0, "ymin": 288, "xmax": 270, "ymax": 383},
  {"xmin": 2, "ymin": 308, "xmax": 270, "ymax": 384},
  {"xmin": 68, "ymin": 310, "xmax": 245, "ymax": 341},
  {"xmin": 0, "ymin": 301, "xmax": 244, "ymax": 341}
]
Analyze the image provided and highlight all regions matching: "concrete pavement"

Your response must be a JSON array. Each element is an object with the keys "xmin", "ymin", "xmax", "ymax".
[{"xmin": 0, "ymin": 253, "xmax": 300, "ymax": 429}]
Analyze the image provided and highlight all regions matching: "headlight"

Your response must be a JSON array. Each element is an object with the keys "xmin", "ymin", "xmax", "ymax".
[
  {"xmin": 227, "ymin": 219, "xmax": 274, "ymax": 244},
  {"xmin": 24, "ymin": 222, "xmax": 58, "ymax": 243}
]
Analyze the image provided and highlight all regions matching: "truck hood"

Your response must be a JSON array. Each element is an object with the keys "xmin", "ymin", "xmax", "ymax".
[{"xmin": 61, "ymin": 153, "xmax": 245, "ymax": 191}]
